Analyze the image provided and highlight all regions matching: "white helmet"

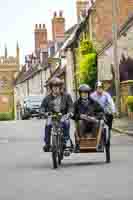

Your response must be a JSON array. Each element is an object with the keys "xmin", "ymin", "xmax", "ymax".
[{"xmin": 95, "ymin": 81, "xmax": 104, "ymax": 88}]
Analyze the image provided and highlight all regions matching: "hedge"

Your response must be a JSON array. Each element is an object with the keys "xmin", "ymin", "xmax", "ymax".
[
  {"xmin": 0, "ymin": 110, "xmax": 14, "ymax": 121},
  {"xmin": 127, "ymin": 96, "xmax": 133, "ymax": 112}
]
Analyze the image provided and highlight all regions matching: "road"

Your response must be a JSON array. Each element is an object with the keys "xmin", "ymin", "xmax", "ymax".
[{"xmin": 0, "ymin": 119, "xmax": 132, "ymax": 200}]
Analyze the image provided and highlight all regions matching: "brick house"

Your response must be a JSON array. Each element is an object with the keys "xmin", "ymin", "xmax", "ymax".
[
  {"xmin": 98, "ymin": 14, "xmax": 133, "ymax": 114},
  {"xmin": 15, "ymin": 11, "xmax": 66, "ymax": 105},
  {"xmin": 90, "ymin": 0, "xmax": 133, "ymax": 51}
]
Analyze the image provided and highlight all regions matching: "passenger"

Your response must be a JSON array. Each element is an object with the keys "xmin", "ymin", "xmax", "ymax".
[{"xmin": 73, "ymin": 84, "xmax": 104, "ymax": 151}]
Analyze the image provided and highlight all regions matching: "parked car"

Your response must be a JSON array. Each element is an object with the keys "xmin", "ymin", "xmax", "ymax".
[{"xmin": 20, "ymin": 95, "xmax": 44, "ymax": 120}]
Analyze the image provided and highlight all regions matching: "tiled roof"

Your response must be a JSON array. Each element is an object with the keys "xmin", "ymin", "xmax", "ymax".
[
  {"xmin": 45, "ymin": 66, "xmax": 65, "ymax": 86},
  {"xmin": 65, "ymin": 24, "xmax": 77, "ymax": 37},
  {"xmin": 15, "ymin": 64, "xmax": 43, "ymax": 85}
]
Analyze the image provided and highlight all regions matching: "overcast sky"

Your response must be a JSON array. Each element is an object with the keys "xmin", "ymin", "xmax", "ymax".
[{"xmin": 0, "ymin": 0, "xmax": 77, "ymax": 63}]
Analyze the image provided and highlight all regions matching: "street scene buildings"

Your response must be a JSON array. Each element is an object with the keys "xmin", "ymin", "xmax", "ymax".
[
  {"xmin": 12, "ymin": 0, "xmax": 133, "ymax": 120},
  {"xmin": 0, "ymin": 1, "xmax": 133, "ymax": 199}
]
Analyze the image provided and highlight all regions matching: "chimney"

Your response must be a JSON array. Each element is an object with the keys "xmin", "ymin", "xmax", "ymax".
[
  {"xmin": 4, "ymin": 44, "xmax": 8, "ymax": 59},
  {"xmin": 54, "ymin": 11, "xmax": 57, "ymax": 17},
  {"xmin": 52, "ymin": 11, "xmax": 65, "ymax": 43},
  {"xmin": 59, "ymin": 10, "xmax": 63, "ymax": 17},
  {"xmin": 40, "ymin": 48, "xmax": 48, "ymax": 66},
  {"xmin": 34, "ymin": 23, "xmax": 48, "ymax": 58},
  {"xmin": 35, "ymin": 24, "xmax": 38, "ymax": 29},
  {"xmin": 76, "ymin": 0, "xmax": 90, "ymax": 23},
  {"xmin": 16, "ymin": 41, "xmax": 20, "ymax": 65}
]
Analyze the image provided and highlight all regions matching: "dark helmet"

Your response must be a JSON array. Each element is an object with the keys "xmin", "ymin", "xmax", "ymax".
[
  {"xmin": 95, "ymin": 81, "xmax": 104, "ymax": 88},
  {"xmin": 48, "ymin": 77, "xmax": 64, "ymax": 88},
  {"xmin": 78, "ymin": 84, "xmax": 91, "ymax": 93}
]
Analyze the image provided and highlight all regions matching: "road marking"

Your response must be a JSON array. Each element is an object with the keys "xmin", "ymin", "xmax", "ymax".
[{"xmin": 113, "ymin": 133, "xmax": 126, "ymax": 136}]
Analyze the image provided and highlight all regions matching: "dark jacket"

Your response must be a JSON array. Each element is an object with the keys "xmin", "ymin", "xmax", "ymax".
[
  {"xmin": 73, "ymin": 97, "xmax": 104, "ymax": 121},
  {"xmin": 41, "ymin": 93, "xmax": 73, "ymax": 114}
]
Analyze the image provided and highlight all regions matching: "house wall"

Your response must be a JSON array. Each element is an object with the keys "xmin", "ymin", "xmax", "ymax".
[
  {"xmin": 28, "ymin": 73, "xmax": 42, "ymax": 95},
  {"xmin": 98, "ymin": 24, "xmax": 133, "ymax": 82},
  {"xmin": 98, "ymin": 23, "xmax": 133, "ymax": 114},
  {"xmin": 90, "ymin": 0, "xmax": 133, "ymax": 51},
  {"xmin": 65, "ymin": 49, "xmax": 76, "ymax": 100},
  {"xmin": 15, "ymin": 68, "xmax": 49, "ymax": 115}
]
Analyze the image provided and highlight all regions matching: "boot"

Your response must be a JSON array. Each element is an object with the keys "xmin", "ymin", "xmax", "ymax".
[
  {"xmin": 43, "ymin": 144, "xmax": 51, "ymax": 152},
  {"xmin": 74, "ymin": 144, "xmax": 80, "ymax": 153}
]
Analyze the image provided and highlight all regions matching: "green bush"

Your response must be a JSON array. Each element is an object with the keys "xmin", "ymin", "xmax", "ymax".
[
  {"xmin": 112, "ymin": 96, "xmax": 116, "ymax": 102},
  {"xmin": 77, "ymin": 39, "xmax": 97, "ymax": 89},
  {"xmin": 0, "ymin": 112, "xmax": 14, "ymax": 121},
  {"xmin": 127, "ymin": 96, "xmax": 133, "ymax": 112}
]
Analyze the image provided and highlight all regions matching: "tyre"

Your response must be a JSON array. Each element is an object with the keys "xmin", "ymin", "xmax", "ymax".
[
  {"xmin": 52, "ymin": 151, "xmax": 58, "ymax": 169},
  {"xmin": 58, "ymin": 154, "xmax": 61, "ymax": 165},
  {"xmin": 104, "ymin": 129, "xmax": 111, "ymax": 163},
  {"xmin": 58, "ymin": 139, "xmax": 64, "ymax": 165},
  {"xmin": 59, "ymin": 135, "xmax": 64, "ymax": 162},
  {"xmin": 52, "ymin": 135, "xmax": 58, "ymax": 169},
  {"xmin": 21, "ymin": 115, "xmax": 27, "ymax": 120},
  {"xmin": 21, "ymin": 112, "xmax": 30, "ymax": 120},
  {"xmin": 105, "ymin": 144, "xmax": 111, "ymax": 163}
]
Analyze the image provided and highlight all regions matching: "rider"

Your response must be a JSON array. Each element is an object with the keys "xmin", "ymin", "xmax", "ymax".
[
  {"xmin": 73, "ymin": 84, "xmax": 104, "ymax": 151},
  {"xmin": 40, "ymin": 77, "xmax": 73, "ymax": 152},
  {"xmin": 90, "ymin": 81, "xmax": 116, "ymax": 143}
]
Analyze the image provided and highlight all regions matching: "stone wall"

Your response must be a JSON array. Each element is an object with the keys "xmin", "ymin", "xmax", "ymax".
[{"xmin": 0, "ymin": 71, "xmax": 15, "ymax": 113}]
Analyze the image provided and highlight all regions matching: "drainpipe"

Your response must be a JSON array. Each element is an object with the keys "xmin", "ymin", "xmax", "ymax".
[
  {"xmin": 112, "ymin": 0, "xmax": 121, "ymax": 117},
  {"xmin": 40, "ymin": 69, "xmax": 43, "ymax": 94},
  {"xmin": 72, "ymin": 46, "xmax": 78, "ymax": 100}
]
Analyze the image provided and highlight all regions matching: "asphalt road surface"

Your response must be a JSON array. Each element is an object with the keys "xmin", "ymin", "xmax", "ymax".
[{"xmin": 0, "ymin": 119, "xmax": 132, "ymax": 200}]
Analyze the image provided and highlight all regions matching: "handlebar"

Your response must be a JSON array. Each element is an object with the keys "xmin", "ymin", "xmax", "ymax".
[
  {"xmin": 80, "ymin": 112, "xmax": 106, "ymax": 123},
  {"xmin": 40, "ymin": 112, "xmax": 73, "ymax": 120}
]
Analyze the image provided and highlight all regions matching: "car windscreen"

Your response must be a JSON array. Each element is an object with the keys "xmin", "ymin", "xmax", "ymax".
[{"xmin": 24, "ymin": 97, "xmax": 43, "ymax": 103}]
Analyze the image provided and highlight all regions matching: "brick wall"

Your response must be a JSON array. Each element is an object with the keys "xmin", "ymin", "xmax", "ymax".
[
  {"xmin": 76, "ymin": 0, "xmax": 90, "ymax": 22},
  {"xmin": 35, "ymin": 24, "xmax": 48, "ymax": 53},
  {"xmin": 52, "ymin": 11, "xmax": 65, "ymax": 42},
  {"xmin": 91, "ymin": 0, "xmax": 133, "ymax": 49}
]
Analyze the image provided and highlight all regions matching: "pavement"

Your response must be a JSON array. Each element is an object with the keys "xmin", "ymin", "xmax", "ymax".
[
  {"xmin": 112, "ymin": 117, "xmax": 133, "ymax": 136},
  {"xmin": 0, "ymin": 119, "xmax": 132, "ymax": 200}
]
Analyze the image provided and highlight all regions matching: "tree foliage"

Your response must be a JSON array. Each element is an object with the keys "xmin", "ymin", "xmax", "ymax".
[{"xmin": 77, "ymin": 39, "xmax": 97, "ymax": 89}]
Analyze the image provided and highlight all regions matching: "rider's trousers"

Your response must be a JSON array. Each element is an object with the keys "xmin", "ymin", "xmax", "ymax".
[{"xmin": 44, "ymin": 116, "xmax": 70, "ymax": 145}]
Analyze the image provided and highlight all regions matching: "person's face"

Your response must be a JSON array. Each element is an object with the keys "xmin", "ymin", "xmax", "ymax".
[
  {"xmin": 60, "ymin": 86, "xmax": 64, "ymax": 94},
  {"xmin": 97, "ymin": 86, "xmax": 103, "ymax": 94},
  {"xmin": 52, "ymin": 86, "xmax": 60, "ymax": 96},
  {"xmin": 80, "ymin": 92, "xmax": 88, "ymax": 99}
]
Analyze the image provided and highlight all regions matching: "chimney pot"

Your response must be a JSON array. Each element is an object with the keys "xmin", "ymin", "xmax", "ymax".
[
  {"xmin": 59, "ymin": 10, "xmax": 63, "ymax": 17},
  {"xmin": 43, "ymin": 24, "xmax": 45, "ymax": 29},
  {"xmin": 54, "ymin": 11, "xmax": 57, "ymax": 17},
  {"xmin": 35, "ymin": 24, "xmax": 38, "ymax": 29}
]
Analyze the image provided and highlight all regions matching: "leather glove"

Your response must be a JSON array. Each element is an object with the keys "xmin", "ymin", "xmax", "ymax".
[{"xmin": 80, "ymin": 114, "xmax": 87, "ymax": 120}]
